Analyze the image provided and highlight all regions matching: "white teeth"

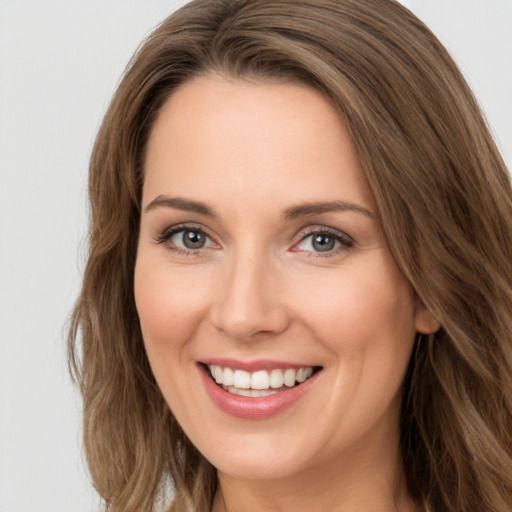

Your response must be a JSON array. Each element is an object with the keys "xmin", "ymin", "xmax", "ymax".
[
  {"xmin": 233, "ymin": 369, "xmax": 251, "ymax": 389},
  {"xmin": 251, "ymin": 370, "xmax": 269, "ymax": 390},
  {"xmin": 223, "ymin": 367, "xmax": 234, "ymax": 386},
  {"xmin": 283, "ymin": 368, "xmax": 296, "ymax": 387},
  {"xmin": 225, "ymin": 386, "xmax": 240, "ymax": 396},
  {"xmin": 296, "ymin": 367, "xmax": 313, "ymax": 383},
  {"xmin": 269, "ymin": 369, "xmax": 284, "ymax": 388},
  {"xmin": 212, "ymin": 365, "xmax": 223, "ymax": 384},
  {"xmin": 207, "ymin": 364, "xmax": 316, "ymax": 394},
  {"xmin": 224, "ymin": 386, "xmax": 279, "ymax": 397}
]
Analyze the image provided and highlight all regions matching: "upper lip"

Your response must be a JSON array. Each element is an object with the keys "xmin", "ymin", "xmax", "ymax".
[{"xmin": 199, "ymin": 358, "xmax": 320, "ymax": 372}]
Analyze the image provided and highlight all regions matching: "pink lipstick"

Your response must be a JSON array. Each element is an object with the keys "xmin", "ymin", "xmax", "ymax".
[{"xmin": 198, "ymin": 361, "xmax": 321, "ymax": 419}]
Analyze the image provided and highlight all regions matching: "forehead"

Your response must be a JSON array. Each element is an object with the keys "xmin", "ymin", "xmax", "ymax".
[{"xmin": 143, "ymin": 74, "xmax": 374, "ymax": 213}]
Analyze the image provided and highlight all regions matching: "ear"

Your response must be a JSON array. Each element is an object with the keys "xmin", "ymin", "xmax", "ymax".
[{"xmin": 414, "ymin": 304, "xmax": 440, "ymax": 334}]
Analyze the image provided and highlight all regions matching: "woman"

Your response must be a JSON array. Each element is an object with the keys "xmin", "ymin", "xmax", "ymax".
[{"xmin": 68, "ymin": 1, "xmax": 512, "ymax": 511}]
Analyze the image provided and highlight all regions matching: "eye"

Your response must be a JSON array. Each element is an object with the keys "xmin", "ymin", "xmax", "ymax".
[
  {"xmin": 155, "ymin": 225, "xmax": 217, "ymax": 254},
  {"xmin": 172, "ymin": 228, "xmax": 210, "ymax": 249},
  {"xmin": 294, "ymin": 229, "xmax": 353, "ymax": 254}
]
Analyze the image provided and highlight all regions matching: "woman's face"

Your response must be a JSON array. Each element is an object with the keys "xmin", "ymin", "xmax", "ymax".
[{"xmin": 135, "ymin": 75, "xmax": 437, "ymax": 480}]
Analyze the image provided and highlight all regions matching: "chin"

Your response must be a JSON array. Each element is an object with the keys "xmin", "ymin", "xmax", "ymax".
[
  {"xmin": 211, "ymin": 452, "xmax": 306, "ymax": 481},
  {"xmin": 189, "ymin": 423, "xmax": 331, "ymax": 482}
]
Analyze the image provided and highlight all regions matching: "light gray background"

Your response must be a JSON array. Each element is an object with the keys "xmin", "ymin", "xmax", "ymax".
[{"xmin": 0, "ymin": 1, "xmax": 510, "ymax": 511}]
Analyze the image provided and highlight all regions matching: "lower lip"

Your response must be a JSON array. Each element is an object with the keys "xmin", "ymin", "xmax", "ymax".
[{"xmin": 198, "ymin": 364, "xmax": 320, "ymax": 419}]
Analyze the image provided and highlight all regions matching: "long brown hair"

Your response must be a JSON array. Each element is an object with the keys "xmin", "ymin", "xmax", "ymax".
[{"xmin": 68, "ymin": 1, "xmax": 512, "ymax": 510}]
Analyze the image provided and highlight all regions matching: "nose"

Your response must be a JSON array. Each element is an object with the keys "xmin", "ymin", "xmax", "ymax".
[{"xmin": 209, "ymin": 248, "xmax": 291, "ymax": 341}]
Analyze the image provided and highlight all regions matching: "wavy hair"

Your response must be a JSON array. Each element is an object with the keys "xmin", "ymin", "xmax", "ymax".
[{"xmin": 68, "ymin": 1, "xmax": 512, "ymax": 510}]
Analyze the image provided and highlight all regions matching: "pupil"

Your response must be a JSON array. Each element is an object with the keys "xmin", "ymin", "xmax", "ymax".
[
  {"xmin": 183, "ymin": 230, "xmax": 205, "ymax": 249},
  {"xmin": 312, "ymin": 234, "xmax": 335, "ymax": 252}
]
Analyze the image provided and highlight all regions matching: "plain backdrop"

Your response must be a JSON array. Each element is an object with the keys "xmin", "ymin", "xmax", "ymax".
[{"xmin": 0, "ymin": 1, "xmax": 510, "ymax": 511}]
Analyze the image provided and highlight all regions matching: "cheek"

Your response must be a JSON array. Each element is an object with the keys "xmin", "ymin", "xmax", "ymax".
[
  {"xmin": 295, "ymin": 264, "xmax": 417, "ymax": 433},
  {"xmin": 134, "ymin": 257, "xmax": 210, "ymax": 354},
  {"xmin": 294, "ymin": 262, "xmax": 417, "ymax": 360}
]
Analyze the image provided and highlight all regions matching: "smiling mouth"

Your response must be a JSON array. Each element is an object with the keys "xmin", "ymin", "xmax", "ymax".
[{"xmin": 205, "ymin": 364, "xmax": 322, "ymax": 397}]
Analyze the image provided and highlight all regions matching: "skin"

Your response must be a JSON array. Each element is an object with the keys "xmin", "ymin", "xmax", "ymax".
[{"xmin": 135, "ymin": 74, "xmax": 439, "ymax": 511}]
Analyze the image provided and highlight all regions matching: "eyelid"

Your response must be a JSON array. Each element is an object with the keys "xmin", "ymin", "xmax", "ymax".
[
  {"xmin": 154, "ymin": 223, "xmax": 219, "ymax": 252},
  {"xmin": 291, "ymin": 225, "xmax": 354, "ymax": 254},
  {"xmin": 155, "ymin": 222, "xmax": 203, "ymax": 242},
  {"xmin": 153, "ymin": 222, "xmax": 354, "ymax": 257}
]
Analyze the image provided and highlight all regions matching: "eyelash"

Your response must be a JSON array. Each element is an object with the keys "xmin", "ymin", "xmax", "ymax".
[
  {"xmin": 293, "ymin": 227, "xmax": 354, "ymax": 257},
  {"xmin": 154, "ymin": 224, "xmax": 354, "ymax": 257},
  {"xmin": 154, "ymin": 224, "xmax": 213, "ymax": 257}
]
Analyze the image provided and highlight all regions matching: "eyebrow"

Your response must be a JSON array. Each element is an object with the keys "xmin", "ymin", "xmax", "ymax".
[
  {"xmin": 144, "ymin": 195, "xmax": 216, "ymax": 217},
  {"xmin": 283, "ymin": 200, "xmax": 376, "ymax": 220},
  {"xmin": 144, "ymin": 195, "xmax": 375, "ymax": 220}
]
